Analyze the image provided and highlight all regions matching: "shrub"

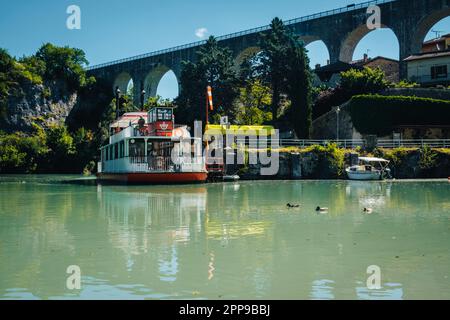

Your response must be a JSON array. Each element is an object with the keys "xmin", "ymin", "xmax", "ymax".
[
  {"xmin": 340, "ymin": 67, "xmax": 389, "ymax": 94},
  {"xmin": 349, "ymin": 94, "xmax": 450, "ymax": 136},
  {"xmin": 307, "ymin": 143, "xmax": 346, "ymax": 178}
]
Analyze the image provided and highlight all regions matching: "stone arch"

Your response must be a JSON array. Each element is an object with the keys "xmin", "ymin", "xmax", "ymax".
[
  {"xmin": 113, "ymin": 72, "xmax": 133, "ymax": 95},
  {"xmin": 339, "ymin": 24, "xmax": 399, "ymax": 63},
  {"xmin": 298, "ymin": 35, "xmax": 321, "ymax": 46},
  {"xmin": 234, "ymin": 46, "xmax": 262, "ymax": 68},
  {"xmin": 143, "ymin": 65, "xmax": 179, "ymax": 99},
  {"xmin": 412, "ymin": 8, "xmax": 450, "ymax": 54},
  {"xmin": 305, "ymin": 39, "xmax": 331, "ymax": 68}
]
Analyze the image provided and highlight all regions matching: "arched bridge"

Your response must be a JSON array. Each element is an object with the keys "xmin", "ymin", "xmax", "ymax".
[{"xmin": 87, "ymin": 0, "xmax": 450, "ymax": 104}]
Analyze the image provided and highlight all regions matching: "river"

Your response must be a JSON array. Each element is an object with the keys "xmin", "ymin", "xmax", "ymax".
[{"xmin": 0, "ymin": 176, "xmax": 449, "ymax": 300}]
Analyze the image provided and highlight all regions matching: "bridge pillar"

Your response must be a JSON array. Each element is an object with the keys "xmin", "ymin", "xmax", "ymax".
[{"xmin": 322, "ymin": 38, "xmax": 343, "ymax": 64}]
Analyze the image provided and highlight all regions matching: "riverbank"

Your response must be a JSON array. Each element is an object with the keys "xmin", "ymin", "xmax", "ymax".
[
  {"xmin": 237, "ymin": 146, "xmax": 450, "ymax": 180},
  {"xmin": 1, "ymin": 145, "xmax": 449, "ymax": 180}
]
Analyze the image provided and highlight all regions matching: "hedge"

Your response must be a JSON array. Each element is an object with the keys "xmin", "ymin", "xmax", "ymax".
[{"xmin": 349, "ymin": 94, "xmax": 450, "ymax": 135}]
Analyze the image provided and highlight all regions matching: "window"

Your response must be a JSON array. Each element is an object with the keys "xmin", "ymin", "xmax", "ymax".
[
  {"xmin": 109, "ymin": 146, "xmax": 113, "ymax": 161},
  {"xmin": 114, "ymin": 143, "xmax": 119, "ymax": 159},
  {"xmin": 119, "ymin": 141, "xmax": 125, "ymax": 158},
  {"xmin": 431, "ymin": 65, "xmax": 448, "ymax": 79}
]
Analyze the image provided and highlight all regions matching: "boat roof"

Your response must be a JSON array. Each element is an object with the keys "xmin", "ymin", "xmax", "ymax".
[
  {"xmin": 359, "ymin": 157, "xmax": 390, "ymax": 163},
  {"xmin": 110, "ymin": 112, "xmax": 148, "ymax": 128}
]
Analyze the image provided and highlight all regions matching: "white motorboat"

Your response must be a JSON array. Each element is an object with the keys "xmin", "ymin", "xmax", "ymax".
[{"xmin": 346, "ymin": 157, "xmax": 391, "ymax": 181}]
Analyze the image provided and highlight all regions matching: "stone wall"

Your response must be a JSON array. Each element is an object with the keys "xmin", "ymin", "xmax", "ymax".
[
  {"xmin": 238, "ymin": 149, "xmax": 450, "ymax": 180},
  {"xmin": 312, "ymin": 103, "xmax": 360, "ymax": 140}
]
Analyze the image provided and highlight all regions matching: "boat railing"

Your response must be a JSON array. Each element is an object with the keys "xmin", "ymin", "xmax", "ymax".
[{"xmin": 126, "ymin": 156, "xmax": 205, "ymax": 173}]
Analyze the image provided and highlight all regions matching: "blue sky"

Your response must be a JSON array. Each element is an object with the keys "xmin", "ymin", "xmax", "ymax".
[{"xmin": 0, "ymin": 0, "xmax": 449, "ymax": 99}]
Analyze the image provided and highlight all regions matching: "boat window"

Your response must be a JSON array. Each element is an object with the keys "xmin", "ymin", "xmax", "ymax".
[
  {"xmin": 119, "ymin": 141, "xmax": 125, "ymax": 158},
  {"xmin": 114, "ymin": 143, "xmax": 119, "ymax": 159},
  {"xmin": 129, "ymin": 139, "xmax": 145, "ymax": 158},
  {"xmin": 109, "ymin": 146, "xmax": 114, "ymax": 161}
]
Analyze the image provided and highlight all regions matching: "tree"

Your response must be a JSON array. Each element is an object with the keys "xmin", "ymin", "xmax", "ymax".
[
  {"xmin": 35, "ymin": 43, "xmax": 94, "ymax": 89},
  {"xmin": 143, "ymin": 95, "xmax": 174, "ymax": 111},
  {"xmin": 285, "ymin": 37, "xmax": 313, "ymax": 138},
  {"xmin": 234, "ymin": 79, "xmax": 272, "ymax": 125},
  {"xmin": 256, "ymin": 18, "xmax": 292, "ymax": 120},
  {"xmin": 176, "ymin": 36, "xmax": 239, "ymax": 124}
]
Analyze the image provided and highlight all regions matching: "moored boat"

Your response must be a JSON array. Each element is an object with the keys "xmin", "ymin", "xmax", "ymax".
[
  {"xmin": 97, "ymin": 107, "xmax": 207, "ymax": 184},
  {"xmin": 346, "ymin": 157, "xmax": 391, "ymax": 181}
]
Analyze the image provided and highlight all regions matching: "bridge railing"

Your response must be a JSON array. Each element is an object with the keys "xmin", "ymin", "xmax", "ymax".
[{"xmin": 86, "ymin": 0, "xmax": 396, "ymax": 71}]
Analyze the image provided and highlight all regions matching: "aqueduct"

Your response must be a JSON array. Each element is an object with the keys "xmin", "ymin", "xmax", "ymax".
[{"xmin": 87, "ymin": 0, "xmax": 450, "ymax": 104}]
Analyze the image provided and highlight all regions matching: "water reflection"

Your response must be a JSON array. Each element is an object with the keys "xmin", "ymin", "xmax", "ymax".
[
  {"xmin": 355, "ymin": 281, "xmax": 403, "ymax": 300},
  {"xmin": 310, "ymin": 279, "xmax": 335, "ymax": 300},
  {"xmin": 0, "ymin": 178, "xmax": 449, "ymax": 299}
]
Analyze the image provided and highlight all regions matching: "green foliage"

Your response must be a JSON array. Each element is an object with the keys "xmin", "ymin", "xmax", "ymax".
[
  {"xmin": 234, "ymin": 79, "xmax": 272, "ymax": 125},
  {"xmin": 144, "ymin": 95, "xmax": 174, "ymax": 111},
  {"xmin": 375, "ymin": 147, "xmax": 413, "ymax": 167},
  {"xmin": 308, "ymin": 143, "xmax": 346, "ymax": 178},
  {"xmin": 340, "ymin": 67, "xmax": 388, "ymax": 94},
  {"xmin": 419, "ymin": 145, "xmax": 438, "ymax": 170},
  {"xmin": 176, "ymin": 36, "xmax": 240, "ymax": 124},
  {"xmin": 349, "ymin": 94, "xmax": 450, "ymax": 136},
  {"xmin": 0, "ymin": 123, "xmax": 100, "ymax": 174},
  {"xmin": 246, "ymin": 18, "xmax": 293, "ymax": 120},
  {"xmin": 284, "ymin": 36, "xmax": 313, "ymax": 138},
  {"xmin": 35, "ymin": 43, "xmax": 94, "ymax": 90},
  {"xmin": 0, "ymin": 129, "xmax": 48, "ymax": 173},
  {"xmin": 393, "ymin": 80, "xmax": 420, "ymax": 88},
  {"xmin": 0, "ymin": 144, "xmax": 26, "ymax": 172}
]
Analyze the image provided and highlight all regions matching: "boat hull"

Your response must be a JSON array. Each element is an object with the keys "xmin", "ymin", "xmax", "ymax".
[
  {"xmin": 97, "ymin": 172, "xmax": 208, "ymax": 184},
  {"xmin": 346, "ymin": 169, "xmax": 382, "ymax": 181}
]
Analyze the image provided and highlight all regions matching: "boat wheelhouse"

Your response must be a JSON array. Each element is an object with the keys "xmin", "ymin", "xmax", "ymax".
[{"xmin": 97, "ymin": 108, "xmax": 207, "ymax": 184}]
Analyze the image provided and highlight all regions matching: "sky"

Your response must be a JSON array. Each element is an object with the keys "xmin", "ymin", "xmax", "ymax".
[{"xmin": 0, "ymin": 0, "xmax": 449, "ymax": 99}]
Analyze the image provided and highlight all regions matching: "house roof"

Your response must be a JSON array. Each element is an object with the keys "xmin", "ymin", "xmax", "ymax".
[
  {"xmin": 315, "ymin": 61, "xmax": 359, "ymax": 73},
  {"xmin": 404, "ymin": 50, "xmax": 450, "ymax": 62},
  {"xmin": 351, "ymin": 56, "xmax": 399, "ymax": 66},
  {"xmin": 423, "ymin": 34, "xmax": 450, "ymax": 46}
]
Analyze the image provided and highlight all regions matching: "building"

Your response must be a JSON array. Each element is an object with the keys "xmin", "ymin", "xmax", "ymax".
[
  {"xmin": 351, "ymin": 54, "xmax": 400, "ymax": 83},
  {"xmin": 403, "ymin": 33, "xmax": 450, "ymax": 86},
  {"xmin": 404, "ymin": 50, "xmax": 450, "ymax": 86},
  {"xmin": 422, "ymin": 33, "xmax": 450, "ymax": 53},
  {"xmin": 313, "ymin": 54, "xmax": 400, "ymax": 87}
]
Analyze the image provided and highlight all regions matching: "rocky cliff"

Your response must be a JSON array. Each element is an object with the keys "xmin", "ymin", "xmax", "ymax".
[{"xmin": 2, "ymin": 80, "xmax": 78, "ymax": 133}]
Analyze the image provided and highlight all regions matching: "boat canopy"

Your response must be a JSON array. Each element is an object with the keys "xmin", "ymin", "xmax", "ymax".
[
  {"xmin": 359, "ymin": 157, "xmax": 390, "ymax": 163},
  {"xmin": 205, "ymin": 125, "xmax": 276, "ymax": 137}
]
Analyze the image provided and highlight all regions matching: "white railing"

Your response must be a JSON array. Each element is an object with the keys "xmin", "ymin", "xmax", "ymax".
[
  {"xmin": 103, "ymin": 156, "xmax": 205, "ymax": 173},
  {"xmin": 377, "ymin": 139, "xmax": 450, "ymax": 148},
  {"xmin": 235, "ymin": 138, "xmax": 450, "ymax": 149}
]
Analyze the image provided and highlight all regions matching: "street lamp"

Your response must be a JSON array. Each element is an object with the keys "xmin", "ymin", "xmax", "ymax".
[
  {"xmin": 140, "ymin": 89, "xmax": 146, "ymax": 111},
  {"xmin": 335, "ymin": 106, "xmax": 341, "ymax": 141},
  {"xmin": 115, "ymin": 87, "xmax": 121, "ymax": 120}
]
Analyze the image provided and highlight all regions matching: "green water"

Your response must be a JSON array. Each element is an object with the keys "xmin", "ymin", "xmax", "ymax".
[{"xmin": 0, "ymin": 176, "xmax": 449, "ymax": 300}]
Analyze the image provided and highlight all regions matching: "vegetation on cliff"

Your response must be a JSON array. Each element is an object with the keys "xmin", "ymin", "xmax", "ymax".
[{"xmin": 0, "ymin": 44, "xmax": 111, "ymax": 174}]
